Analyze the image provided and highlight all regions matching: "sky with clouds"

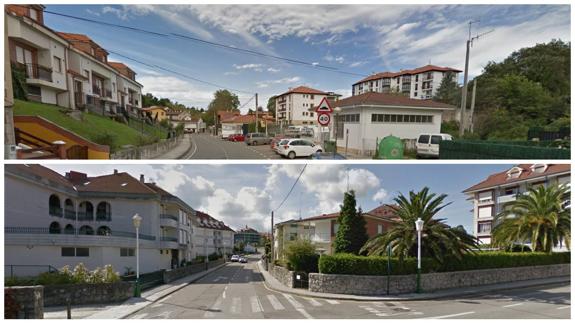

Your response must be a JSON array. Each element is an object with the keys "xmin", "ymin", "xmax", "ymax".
[
  {"xmin": 45, "ymin": 163, "xmax": 512, "ymax": 234},
  {"xmin": 44, "ymin": 4, "xmax": 570, "ymax": 110}
]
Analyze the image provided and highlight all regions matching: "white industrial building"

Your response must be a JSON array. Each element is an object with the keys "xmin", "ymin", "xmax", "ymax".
[{"xmin": 332, "ymin": 92, "xmax": 455, "ymax": 156}]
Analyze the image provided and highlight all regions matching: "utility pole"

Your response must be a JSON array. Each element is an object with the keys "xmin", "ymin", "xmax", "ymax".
[
  {"xmin": 255, "ymin": 93, "xmax": 259, "ymax": 133},
  {"xmin": 270, "ymin": 211, "xmax": 274, "ymax": 262},
  {"xmin": 469, "ymin": 79, "xmax": 477, "ymax": 133},
  {"xmin": 459, "ymin": 21, "xmax": 492, "ymax": 137}
]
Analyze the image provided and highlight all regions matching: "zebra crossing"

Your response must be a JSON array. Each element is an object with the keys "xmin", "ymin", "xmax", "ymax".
[{"xmin": 201, "ymin": 292, "xmax": 413, "ymax": 318}]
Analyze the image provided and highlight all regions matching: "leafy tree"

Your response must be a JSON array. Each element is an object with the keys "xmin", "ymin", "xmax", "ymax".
[
  {"xmin": 433, "ymin": 71, "xmax": 460, "ymax": 106},
  {"xmin": 205, "ymin": 90, "xmax": 240, "ymax": 126},
  {"xmin": 334, "ymin": 191, "xmax": 368, "ymax": 255},
  {"xmin": 361, "ymin": 187, "xmax": 478, "ymax": 264},
  {"xmin": 492, "ymin": 184, "xmax": 570, "ymax": 253},
  {"xmin": 267, "ymin": 95, "xmax": 276, "ymax": 118},
  {"xmin": 285, "ymin": 239, "xmax": 319, "ymax": 272}
]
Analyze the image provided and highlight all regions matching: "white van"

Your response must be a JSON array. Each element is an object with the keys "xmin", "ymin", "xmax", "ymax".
[{"xmin": 416, "ymin": 133, "xmax": 453, "ymax": 158}]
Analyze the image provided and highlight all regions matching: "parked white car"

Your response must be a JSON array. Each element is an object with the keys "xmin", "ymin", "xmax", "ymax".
[
  {"xmin": 277, "ymin": 139, "xmax": 323, "ymax": 159},
  {"xmin": 416, "ymin": 133, "xmax": 453, "ymax": 158},
  {"xmin": 230, "ymin": 255, "xmax": 240, "ymax": 262}
]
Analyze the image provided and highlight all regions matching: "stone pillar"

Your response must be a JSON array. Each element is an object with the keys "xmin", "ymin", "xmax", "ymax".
[{"xmin": 5, "ymin": 286, "xmax": 44, "ymax": 319}]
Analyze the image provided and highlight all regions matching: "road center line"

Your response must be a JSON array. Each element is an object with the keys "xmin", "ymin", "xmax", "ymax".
[
  {"xmin": 503, "ymin": 303, "xmax": 524, "ymax": 308},
  {"xmin": 421, "ymin": 311, "xmax": 475, "ymax": 319},
  {"xmin": 296, "ymin": 308, "xmax": 315, "ymax": 319},
  {"xmin": 557, "ymin": 305, "xmax": 571, "ymax": 310}
]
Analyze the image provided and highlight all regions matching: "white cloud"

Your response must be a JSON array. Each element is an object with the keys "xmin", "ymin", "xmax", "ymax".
[
  {"xmin": 324, "ymin": 54, "xmax": 345, "ymax": 64},
  {"xmin": 256, "ymin": 76, "xmax": 301, "ymax": 88},
  {"xmin": 349, "ymin": 61, "xmax": 366, "ymax": 68},
  {"xmin": 267, "ymin": 67, "xmax": 280, "ymax": 73},
  {"xmin": 102, "ymin": 6, "xmax": 129, "ymax": 20},
  {"xmin": 137, "ymin": 73, "xmax": 215, "ymax": 107},
  {"xmin": 233, "ymin": 63, "xmax": 264, "ymax": 72},
  {"xmin": 372, "ymin": 188, "xmax": 388, "ymax": 203}
]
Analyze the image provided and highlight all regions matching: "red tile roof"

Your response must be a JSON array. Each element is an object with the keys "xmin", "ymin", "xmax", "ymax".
[
  {"xmin": 278, "ymin": 86, "xmax": 329, "ymax": 97},
  {"xmin": 76, "ymin": 173, "xmax": 158, "ymax": 195},
  {"xmin": 353, "ymin": 65, "xmax": 462, "ymax": 85},
  {"xmin": 108, "ymin": 62, "xmax": 128, "ymax": 70},
  {"xmin": 5, "ymin": 164, "xmax": 75, "ymax": 189},
  {"xmin": 463, "ymin": 164, "xmax": 571, "ymax": 193},
  {"xmin": 292, "ymin": 204, "xmax": 399, "ymax": 223},
  {"xmin": 334, "ymin": 92, "xmax": 455, "ymax": 110},
  {"xmin": 195, "ymin": 211, "xmax": 235, "ymax": 232},
  {"xmin": 221, "ymin": 114, "xmax": 274, "ymax": 124},
  {"xmin": 56, "ymin": 32, "xmax": 92, "ymax": 42}
]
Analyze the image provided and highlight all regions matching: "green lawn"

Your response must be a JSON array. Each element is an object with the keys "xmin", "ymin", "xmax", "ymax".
[{"xmin": 13, "ymin": 100, "xmax": 166, "ymax": 150}]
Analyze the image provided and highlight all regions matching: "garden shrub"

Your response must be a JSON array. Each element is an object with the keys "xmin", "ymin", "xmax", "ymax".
[
  {"xmin": 318, "ymin": 252, "xmax": 570, "ymax": 276},
  {"xmin": 208, "ymin": 252, "xmax": 221, "ymax": 261},
  {"xmin": 93, "ymin": 132, "xmax": 117, "ymax": 151},
  {"xmin": 8, "ymin": 263, "xmax": 120, "ymax": 286},
  {"xmin": 285, "ymin": 240, "xmax": 319, "ymax": 273}
]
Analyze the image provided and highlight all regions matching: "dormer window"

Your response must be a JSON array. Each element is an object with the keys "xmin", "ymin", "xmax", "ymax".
[
  {"xmin": 29, "ymin": 8, "xmax": 38, "ymax": 21},
  {"xmin": 91, "ymin": 48, "xmax": 95, "ymax": 56},
  {"xmin": 531, "ymin": 164, "xmax": 548, "ymax": 174},
  {"xmin": 506, "ymin": 167, "xmax": 523, "ymax": 180}
]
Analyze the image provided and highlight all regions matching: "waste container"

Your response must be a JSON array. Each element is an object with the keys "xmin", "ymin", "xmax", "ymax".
[
  {"xmin": 378, "ymin": 135, "xmax": 404, "ymax": 159},
  {"xmin": 323, "ymin": 140, "xmax": 337, "ymax": 153}
]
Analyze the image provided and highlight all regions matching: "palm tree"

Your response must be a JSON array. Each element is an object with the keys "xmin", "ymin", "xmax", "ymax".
[
  {"xmin": 492, "ymin": 184, "xmax": 570, "ymax": 253},
  {"xmin": 361, "ymin": 187, "xmax": 478, "ymax": 264}
]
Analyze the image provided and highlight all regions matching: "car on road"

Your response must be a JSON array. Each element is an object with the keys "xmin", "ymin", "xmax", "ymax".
[
  {"xmin": 246, "ymin": 133, "xmax": 272, "ymax": 146},
  {"xmin": 229, "ymin": 133, "xmax": 245, "ymax": 142},
  {"xmin": 274, "ymin": 139, "xmax": 290, "ymax": 154},
  {"xmin": 239, "ymin": 257, "xmax": 247, "ymax": 263},
  {"xmin": 277, "ymin": 138, "xmax": 323, "ymax": 159},
  {"xmin": 416, "ymin": 133, "xmax": 453, "ymax": 158},
  {"xmin": 270, "ymin": 135, "xmax": 286, "ymax": 150},
  {"xmin": 230, "ymin": 255, "xmax": 240, "ymax": 262}
]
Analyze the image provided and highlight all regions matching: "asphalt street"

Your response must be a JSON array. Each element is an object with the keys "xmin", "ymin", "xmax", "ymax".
[
  {"xmin": 184, "ymin": 133, "xmax": 281, "ymax": 159},
  {"xmin": 126, "ymin": 255, "xmax": 571, "ymax": 319}
]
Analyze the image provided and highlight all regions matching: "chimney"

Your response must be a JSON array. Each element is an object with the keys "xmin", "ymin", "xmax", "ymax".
[
  {"xmin": 114, "ymin": 169, "xmax": 118, "ymax": 174},
  {"xmin": 140, "ymin": 174, "xmax": 145, "ymax": 183}
]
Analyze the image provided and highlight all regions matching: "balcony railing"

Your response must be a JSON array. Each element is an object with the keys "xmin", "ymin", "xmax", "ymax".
[
  {"xmin": 74, "ymin": 92, "xmax": 85, "ymax": 108},
  {"xmin": 160, "ymin": 214, "xmax": 178, "ymax": 221},
  {"xmin": 104, "ymin": 89, "xmax": 112, "ymax": 98},
  {"xmin": 49, "ymin": 207, "xmax": 63, "ymax": 217},
  {"xmin": 96, "ymin": 213, "xmax": 111, "ymax": 221},
  {"xmin": 160, "ymin": 236, "xmax": 178, "ymax": 242},
  {"xmin": 92, "ymin": 85, "xmax": 101, "ymax": 96},
  {"xmin": 498, "ymin": 193, "xmax": 519, "ymax": 204},
  {"xmin": 17, "ymin": 63, "xmax": 53, "ymax": 82},
  {"xmin": 64, "ymin": 209, "xmax": 76, "ymax": 220},
  {"xmin": 77, "ymin": 212, "xmax": 94, "ymax": 221},
  {"xmin": 478, "ymin": 198, "xmax": 493, "ymax": 205},
  {"xmin": 5, "ymin": 227, "xmax": 156, "ymax": 241}
]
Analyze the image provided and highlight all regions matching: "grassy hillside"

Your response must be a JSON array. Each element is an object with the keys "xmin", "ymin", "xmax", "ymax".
[{"xmin": 13, "ymin": 100, "xmax": 166, "ymax": 150}]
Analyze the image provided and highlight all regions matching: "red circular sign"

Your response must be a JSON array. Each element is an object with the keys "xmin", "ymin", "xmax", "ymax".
[{"xmin": 318, "ymin": 112, "xmax": 331, "ymax": 126}]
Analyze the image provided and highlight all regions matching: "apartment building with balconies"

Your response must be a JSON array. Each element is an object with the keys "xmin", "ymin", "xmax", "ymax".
[
  {"xmin": 4, "ymin": 164, "xmax": 199, "ymax": 275},
  {"xmin": 464, "ymin": 164, "xmax": 571, "ymax": 245},
  {"xmin": 274, "ymin": 86, "xmax": 341, "ymax": 126},
  {"xmin": 352, "ymin": 65, "xmax": 461, "ymax": 100},
  {"xmin": 193, "ymin": 211, "xmax": 235, "ymax": 257},
  {"xmin": 273, "ymin": 204, "xmax": 398, "ymax": 259}
]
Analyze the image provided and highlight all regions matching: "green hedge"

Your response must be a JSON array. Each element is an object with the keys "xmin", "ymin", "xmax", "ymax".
[
  {"xmin": 319, "ymin": 252, "xmax": 570, "ymax": 276},
  {"xmin": 439, "ymin": 140, "xmax": 570, "ymax": 159}
]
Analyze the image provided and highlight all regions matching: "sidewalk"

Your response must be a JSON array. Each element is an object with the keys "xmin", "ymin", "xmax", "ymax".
[
  {"xmin": 44, "ymin": 262, "xmax": 227, "ymax": 319},
  {"xmin": 152, "ymin": 134, "xmax": 193, "ymax": 159},
  {"xmin": 257, "ymin": 261, "xmax": 570, "ymax": 302}
]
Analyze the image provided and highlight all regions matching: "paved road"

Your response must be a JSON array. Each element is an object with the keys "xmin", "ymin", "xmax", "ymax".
[
  {"xmin": 184, "ymin": 134, "xmax": 281, "ymax": 159},
  {"xmin": 127, "ymin": 256, "xmax": 570, "ymax": 319}
]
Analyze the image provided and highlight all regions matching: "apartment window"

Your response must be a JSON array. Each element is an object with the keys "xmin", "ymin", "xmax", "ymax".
[
  {"xmin": 478, "ymin": 222, "xmax": 492, "ymax": 234},
  {"xmin": 76, "ymin": 248, "xmax": 89, "ymax": 257},
  {"xmin": 478, "ymin": 206, "xmax": 492, "ymax": 219},
  {"xmin": 414, "ymin": 92, "xmax": 418, "ymax": 97},
  {"xmin": 310, "ymin": 95, "xmax": 314, "ymax": 100},
  {"xmin": 310, "ymin": 112, "xmax": 314, "ymax": 117},
  {"xmin": 377, "ymin": 224, "xmax": 383, "ymax": 234},
  {"xmin": 342, "ymin": 114, "xmax": 360, "ymax": 123},
  {"xmin": 415, "ymin": 75, "xmax": 419, "ymax": 82},
  {"xmin": 289, "ymin": 233, "xmax": 298, "ymax": 241},
  {"xmin": 62, "ymin": 247, "xmax": 89, "ymax": 257},
  {"xmin": 504, "ymin": 187, "xmax": 518, "ymax": 195},
  {"xmin": 415, "ymin": 84, "xmax": 418, "ymax": 90},
  {"xmin": 28, "ymin": 8, "xmax": 38, "ymax": 21},
  {"xmin": 120, "ymin": 248, "xmax": 135, "ymax": 257},
  {"xmin": 53, "ymin": 56, "xmax": 61, "ymax": 73},
  {"xmin": 112, "ymin": 82, "xmax": 116, "ymax": 92},
  {"xmin": 61, "ymin": 247, "xmax": 75, "ymax": 257},
  {"xmin": 371, "ymin": 114, "xmax": 433, "ymax": 124},
  {"xmin": 84, "ymin": 70, "xmax": 90, "ymax": 79}
]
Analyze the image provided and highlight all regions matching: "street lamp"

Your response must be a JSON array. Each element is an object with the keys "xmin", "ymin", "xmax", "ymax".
[
  {"xmin": 415, "ymin": 217, "xmax": 424, "ymax": 293},
  {"xmin": 132, "ymin": 214, "xmax": 142, "ymax": 297},
  {"xmin": 333, "ymin": 107, "xmax": 342, "ymax": 158}
]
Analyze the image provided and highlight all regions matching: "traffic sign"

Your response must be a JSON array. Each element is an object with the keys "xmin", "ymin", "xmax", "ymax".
[
  {"xmin": 317, "ymin": 112, "xmax": 331, "ymax": 126},
  {"xmin": 315, "ymin": 97, "xmax": 333, "ymax": 113}
]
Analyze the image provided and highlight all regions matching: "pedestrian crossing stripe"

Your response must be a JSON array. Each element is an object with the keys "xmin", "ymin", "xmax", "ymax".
[
  {"xmin": 304, "ymin": 297, "xmax": 322, "ymax": 307},
  {"xmin": 231, "ymin": 297, "xmax": 241, "ymax": 314},
  {"xmin": 282, "ymin": 293, "xmax": 304, "ymax": 309},
  {"xmin": 325, "ymin": 299, "xmax": 340, "ymax": 304},
  {"xmin": 267, "ymin": 295, "xmax": 285, "ymax": 310},
  {"xmin": 251, "ymin": 296, "xmax": 263, "ymax": 313}
]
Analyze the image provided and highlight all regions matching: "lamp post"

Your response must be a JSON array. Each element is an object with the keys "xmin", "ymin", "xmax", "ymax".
[
  {"xmin": 132, "ymin": 214, "xmax": 142, "ymax": 297},
  {"xmin": 415, "ymin": 217, "xmax": 424, "ymax": 293},
  {"xmin": 333, "ymin": 107, "xmax": 342, "ymax": 158}
]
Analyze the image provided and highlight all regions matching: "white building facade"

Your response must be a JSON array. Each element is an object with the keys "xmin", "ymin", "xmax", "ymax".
[
  {"xmin": 193, "ymin": 211, "xmax": 235, "ymax": 258},
  {"xmin": 333, "ymin": 92, "xmax": 454, "ymax": 156},
  {"xmin": 275, "ymin": 86, "xmax": 340, "ymax": 126},
  {"xmin": 464, "ymin": 164, "xmax": 571, "ymax": 245},
  {"xmin": 352, "ymin": 65, "xmax": 461, "ymax": 100}
]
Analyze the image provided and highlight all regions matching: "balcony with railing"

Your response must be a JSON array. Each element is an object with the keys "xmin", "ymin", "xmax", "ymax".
[
  {"xmin": 478, "ymin": 198, "xmax": 494, "ymax": 205},
  {"xmin": 104, "ymin": 89, "xmax": 112, "ymax": 98},
  {"xmin": 49, "ymin": 206, "xmax": 63, "ymax": 217},
  {"xmin": 92, "ymin": 85, "xmax": 102, "ymax": 96},
  {"xmin": 77, "ymin": 211, "xmax": 94, "ymax": 221},
  {"xmin": 74, "ymin": 92, "xmax": 85, "ymax": 108},
  {"xmin": 64, "ymin": 209, "xmax": 76, "ymax": 220},
  {"xmin": 311, "ymin": 233, "xmax": 331, "ymax": 243},
  {"xmin": 498, "ymin": 193, "xmax": 519, "ymax": 204},
  {"xmin": 16, "ymin": 63, "xmax": 53, "ymax": 82},
  {"xmin": 160, "ymin": 214, "xmax": 179, "ymax": 228}
]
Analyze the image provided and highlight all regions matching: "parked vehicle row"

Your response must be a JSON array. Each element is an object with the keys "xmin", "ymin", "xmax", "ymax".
[
  {"xmin": 230, "ymin": 254, "xmax": 247, "ymax": 263},
  {"xmin": 224, "ymin": 132, "xmax": 323, "ymax": 159}
]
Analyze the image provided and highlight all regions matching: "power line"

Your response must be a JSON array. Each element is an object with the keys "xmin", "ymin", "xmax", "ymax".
[
  {"xmin": 42, "ymin": 9, "xmax": 368, "ymax": 77},
  {"xmin": 238, "ymin": 95, "xmax": 255, "ymax": 111},
  {"xmin": 273, "ymin": 164, "xmax": 307, "ymax": 213}
]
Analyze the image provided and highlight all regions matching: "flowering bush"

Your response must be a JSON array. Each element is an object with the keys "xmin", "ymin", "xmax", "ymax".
[{"xmin": 12, "ymin": 263, "xmax": 121, "ymax": 286}]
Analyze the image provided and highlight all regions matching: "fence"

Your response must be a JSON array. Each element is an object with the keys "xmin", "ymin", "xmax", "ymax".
[
  {"xmin": 528, "ymin": 127, "xmax": 570, "ymax": 141},
  {"xmin": 439, "ymin": 140, "xmax": 571, "ymax": 159},
  {"xmin": 5, "ymin": 265, "xmax": 58, "ymax": 279},
  {"xmin": 111, "ymin": 136, "xmax": 183, "ymax": 159}
]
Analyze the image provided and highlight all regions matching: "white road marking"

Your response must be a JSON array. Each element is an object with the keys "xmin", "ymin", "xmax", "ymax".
[
  {"xmin": 203, "ymin": 297, "xmax": 223, "ymax": 318},
  {"xmin": 231, "ymin": 297, "xmax": 241, "ymax": 314},
  {"xmin": 557, "ymin": 305, "xmax": 571, "ymax": 310},
  {"xmin": 151, "ymin": 303, "xmax": 163, "ymax": 308},
  {"xmin": 160, "ymin": 295, "xmax": 173, "ymax": 303},
  {"xmin": 325, "ymin": 299, "xmax": 340, "ymax": 305},
  {"xmin": 267, "ymin": 294, "xmax": 285, "ymax": 311},
  {"xmin": 251, "ymin": 296, "xmax": 263, "ymax": 313},
  {"xmin": 421, "ymin": 311, "xmax": 475, "ymax": 319},
  {"xmin": 304, "ymin": 297, "xmax": 322, "ymax": 307},
  {"xmin": 222, "ymin": 291, "xmax": 226, "ymax": 299},
  {"xmin": 296, "ymin": 308, "xmax": 314, "ymax": 319},
  {"xmin": 282, "ymin": 293, "xmax": 304, "ymax": 309},
  {"xmin": 129, "ymin": 313, "xmax": 149, "ymax": 319},
  {"xmin": 391, "ymin": 301, "xmax": 410, "ymax": 310},
  {"xmin": 503, "ymin": 303, "xmax": 524, "ymax": 308}
]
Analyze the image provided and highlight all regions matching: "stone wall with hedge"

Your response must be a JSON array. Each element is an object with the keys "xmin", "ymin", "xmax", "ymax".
[
  {"xmin": 43, "ymin": 281, "xmax": 134, "ymax": 306},
  {"xmin": 269, "ymin": 264, "xmax": 296, "ymax": 288},
  {"xmin": 310, "ymin": 264, "xmax": 570, "ymax": 295},
  {"xmin": 5, "ymin": 286, "xmax": 43, "ymax": 319},
  {"xmin": 163, "ymin": 258, "xmax": 226, "ymax": 283}
]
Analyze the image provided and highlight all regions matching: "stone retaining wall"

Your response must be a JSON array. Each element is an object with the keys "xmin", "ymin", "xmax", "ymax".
[
  {"xmin": 111, "ymin": 136, "xmax": 183, "ymax": 159},
  {"xmin": 309, "ymin": 264, "xmax": 570, "ymax": 296},
  {"xmin": 43, "ymin": 282, "xmax": 134, "ymax": 306},
  {"xmin": 163, "ymin": 259, "xmax": 225, "ymax": 283},
  {"xmin": 269, "ymin": 265, "xmax": 296, "ymax": 288},
  {"xmin": 5, "ymin": 286, "xmax": 43, "ymax": 319}
]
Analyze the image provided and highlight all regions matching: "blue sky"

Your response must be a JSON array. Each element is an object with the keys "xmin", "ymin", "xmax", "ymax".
[
  {"xmin": 47, "ymin": 163, "xmax": 511, "ymax": 234},
  {"xmin": 43, "ymin": 4, "xmax": 570, "ymax": 111}
]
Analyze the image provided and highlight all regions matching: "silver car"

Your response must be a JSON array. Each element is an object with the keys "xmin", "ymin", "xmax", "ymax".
[{"xmin": 245, "ymin": 133, "xmax": 271, "ymax": 146}]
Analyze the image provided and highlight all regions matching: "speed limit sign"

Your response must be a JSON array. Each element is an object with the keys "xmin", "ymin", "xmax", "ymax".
[{"xmin": 317, "ymin": 112, "xmax": 331, "ymax": 126}]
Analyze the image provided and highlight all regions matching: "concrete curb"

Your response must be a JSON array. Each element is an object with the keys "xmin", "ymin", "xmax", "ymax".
[
  {"xmin": 176, "ymin": 135, "xmax": 195, "ymax": 159},
  {"xmin": 85, "ymin": 262, "xmax": 228, "ymax": 319},
  {"xmin": 256, "ymin": 261, "xmax": 570, "ymax": 302}
]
